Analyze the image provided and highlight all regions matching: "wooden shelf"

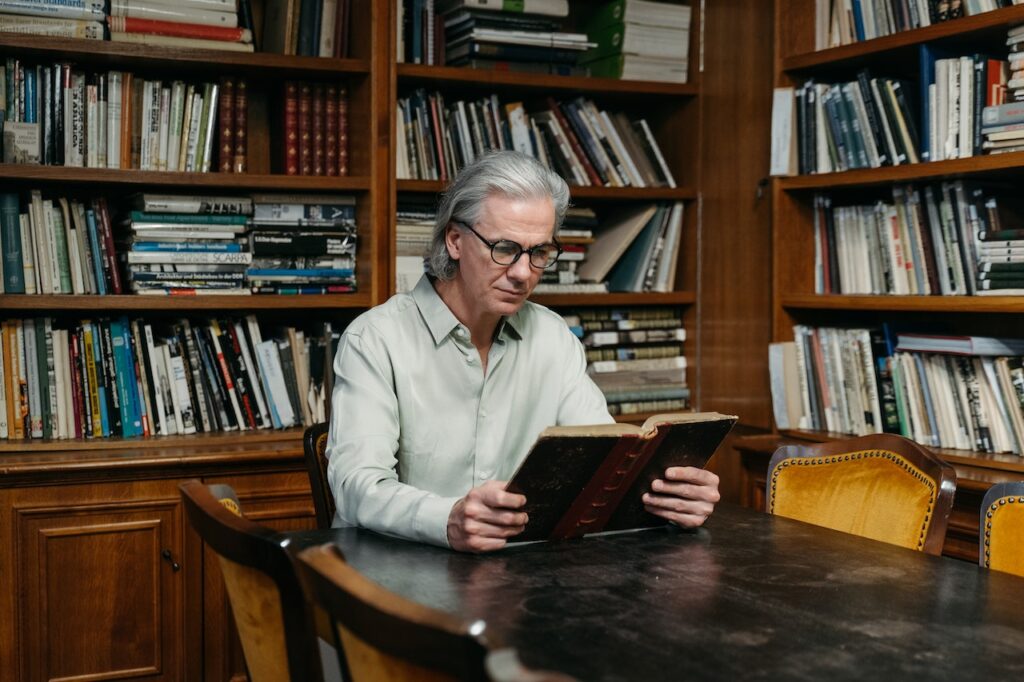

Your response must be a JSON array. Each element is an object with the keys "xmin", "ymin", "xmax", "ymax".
[
  {"xmin": 781, "ymin": 294, "xmax": 1024, "ymax": 314},
  {"xmin": 777, "ymin": 152, "xmax": 1024, "ymax": 190},
  {"xmin": 0, "ymin": 294, "xmax": 373, "ymax": 311},
  {"xmin": 781, "ymin": 5, "xmax": 1024, "ymax": 71},
  {"xmin": 777, "ymin": 429, "xmax": 1024, "ymax": 476},
  {"xmin": 0, "ymin": 32, "xmax": 371, "ymax": 77},
  {"xmin": 0, "ymin": 427, "xmax": 302, "ymax": 455},
  {"xmin": 0, "ymin": 165, "xmax": 372, "ymax": 190},
  {"xmin": 531, "ymin": 291, "xmax": 696, "ymax": 307},
  {"xmin": 397, "ymin": 178, "xmax": 696, "ymax": 200},
  {"xmin": 396, "ymin": 63, "xmax": 698, "ymax": 97}
]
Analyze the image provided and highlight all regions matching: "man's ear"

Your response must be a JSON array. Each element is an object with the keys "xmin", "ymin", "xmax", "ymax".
[{"xmin": 444, "ymin": 223, "xmax": 461, "ymax": 261}]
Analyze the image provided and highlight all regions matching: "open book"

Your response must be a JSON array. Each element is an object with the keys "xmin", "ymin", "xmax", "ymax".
[{"xmin": 506, "ymin": 412, "xmax": 737, "ymax": 542}]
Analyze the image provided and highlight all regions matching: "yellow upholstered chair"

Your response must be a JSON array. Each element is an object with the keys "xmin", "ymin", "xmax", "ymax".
[
  {"xmin": 980, "ymin": 482, "xmax": 1024, "ymax": 577},
  {"xmin": 304, "ymin": 422, "xmax": 335, "ymax": 529},
  {"xmin": 179, "ymin": 480, "xmax": 322, "ymax": 682},
  {"xmin": 766, "ymin": 434, "xmax": 956, "ymax": 555},
  {"xmin": 294, "ymin": 543, "xmax": 574, "ymax": 682}
]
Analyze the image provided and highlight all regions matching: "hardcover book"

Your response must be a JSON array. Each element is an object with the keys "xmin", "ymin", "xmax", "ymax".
[{"xmin": 506, "ymin": 411, "xmax": 736, "ymax": 542}]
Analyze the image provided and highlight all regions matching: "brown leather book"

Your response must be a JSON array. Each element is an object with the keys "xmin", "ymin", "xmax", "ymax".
[
  {"xmin": 337, "ymin": 85, "xmax": 349, "ymax": 176},
  {"xmin": 312, "ymin": 83, "xmax": 326, "ymax": 176},
  {"xmin": 233, "ymin": 79, "xmax": 247, "ymax": 173},
  {"xmin": 217, "ymin": 77, "xmax": 235, "ymax": 174},
  {"xmin": 283, "ymin": 81, "xmax": 299, "ymax": 175},
  {"xmin": 506, "ymin": 412, "xmax": 737, "ymax": 542},
  {"xmin": 325, "ymin": 83, "xmax": 338, "ymax": 176},
  {"xmin": 298, "ymin": 82, "xmax": 313, "ymax": 176}
]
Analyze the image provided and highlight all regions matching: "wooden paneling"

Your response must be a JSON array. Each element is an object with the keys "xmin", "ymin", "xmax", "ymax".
[{"xmin": 696, "ymin": 0, "xmax": 775, "ymax": 427}]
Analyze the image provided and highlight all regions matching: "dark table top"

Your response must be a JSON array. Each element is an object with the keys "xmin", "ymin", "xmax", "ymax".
[{"xmin": 287, "ymin": 504, "xmax": 1024, "ymax": 681}]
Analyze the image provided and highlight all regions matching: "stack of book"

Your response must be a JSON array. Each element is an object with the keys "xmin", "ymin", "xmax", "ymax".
[
  {"xmin": 395, "ymin": 90, "xmax": 675, "ymax": 189},
  {"xmin": 0, "ymin": 313, "xmax": 328, "ymax": 440},
  {"xmin": 123, "ymin": 193, "xmax": 252, "ymax": 296},
  {"xmin": 811, "ymin": 182, "xmax": 1024, "ymax": 297},
  {"xmin": 280, "ymin": 81, "xmax": 349, "ymax": 176},
  {"xmin": 0, "ymin": 191, "xmax": 121, "ymax": 295},
  {"xmin": 536, "ymin": 207, "xmax": 598, "ymax": 293},
  {"xmin": 263, "ymin": 0, "xmax": 350, "ymax": 57},
  {"xmin": 0, "ymin": 60, "xmax": 235, "ymax": 172},
  {"xmin": 395, "ymin": 199, "xmax": 434, "ymax": 293},
  {"xmin": 582, "ymin": 0, "xmax": 691, "ymax": 84},
  {"xmin": 0, "ymin": 0, "xmax": 105, "ymax": 40},
  {"xmin": 771, "ymin": 326, "xmax": 1024, "ymax": 455},
  {"xmin": 107, "ymin": 0, "xmax": 256, "ymax": 53},
  {"xmin": 978, "ymin": 25, "xmax": 1024, "ymax": 154},
  {"xmin": 812, "ymin": 0, "xmax": 996, "ymax": 50},
  {"xmin": 562, "ymin": 306, "xmax": 688, "ymax": 416},
  {"xmin": 247, "ymin": 193, "xmax": 357, "ymax": 295}
]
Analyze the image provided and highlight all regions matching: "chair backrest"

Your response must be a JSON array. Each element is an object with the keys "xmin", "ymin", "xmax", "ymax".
[
  {"xmin": 179, "ymin": 480, "xmax": 322, "ymax": 682},
  {"xmin": 304, "ymin": 422, "xmax": 335, "ymax": 529},
  {"xmin": 766, "ymin": 434, "xmax": 957, "ymax": 555},
  {"xmin": 294, "ymin": 543, "xmax": 574, "ymax": 682},
  {"xmin": 980, "ymin": 482, "xmax": 1024, "ymax": 577}
]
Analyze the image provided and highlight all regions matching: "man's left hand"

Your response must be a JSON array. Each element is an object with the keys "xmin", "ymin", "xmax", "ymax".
[{"xmin": 642, "ymin": 467, "xmax": 720, "ymax": 528}]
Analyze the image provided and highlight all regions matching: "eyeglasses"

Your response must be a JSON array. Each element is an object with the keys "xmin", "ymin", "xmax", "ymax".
[{"xmin": 453, "ymin": 220, "xmax": 563, "ymax": 270}]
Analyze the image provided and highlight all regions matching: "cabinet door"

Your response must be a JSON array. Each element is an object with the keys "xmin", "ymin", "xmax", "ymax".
[
  {"xmin": 201, "ymin": 471, "xmax": 316, "ymax": 682},
  {"xmin": 8, "ymin": 480, "xmax": 188, "ymax": 682}
]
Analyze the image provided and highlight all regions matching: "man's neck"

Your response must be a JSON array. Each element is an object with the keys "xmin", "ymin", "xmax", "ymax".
[{"xmin": 433, "ymin": 277, "xmax": 500, "ymax": 356}]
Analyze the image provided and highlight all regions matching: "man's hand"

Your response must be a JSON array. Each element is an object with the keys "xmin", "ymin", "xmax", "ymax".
[
  {"xmin": 642, "ymin": 467, "xmax": 720, "ymax": 528},
  {"xmin": 447, "ymin": 480, "xmax": 528, "ymax": 553}
]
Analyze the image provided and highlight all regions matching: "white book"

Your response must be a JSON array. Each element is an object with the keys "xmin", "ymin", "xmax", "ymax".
[
  {"xmin": 160, "ymin": 344, "xmax": 185, "ymax": 435},
  {"xmin": 44, "ymin": 200, "xmax": 70, "ymax": 293},
  {"xmin": 199, "ymin": 82, "xmax": 219, "ymax": 173},
  {"xmin": 126, "ymin": 251, "xmax": 253, "ymax": 265},
  {"xmin": 140, "ymin": 81, "xmax": 153, "ymax": 171},
  {"xmin": 19, "ymin": 214, "xmax": 36, "ymax": 294},
  {"xmin": 233, "ymin": 320, "xmax": 270, "ymax": 430},
  {"xmin": 959, "ymin": 56, "xmax": 973, "ymax": 159},
  {"xmin": 72, "ymin": 201, "xmax": 97, "ymax": 294},
  {"xmin": 96, "ymin": 77, "xmax": 107, "ymax": 169},
  {"xmin": 109, "ymin": 31, "xmax": 255, "ymax": 52},
  {"xmin": 177, "ymin": 84, "xmax": 196, "ymax": 172},
  {"xmin": 256, "ymin": 339, "xmax": 295, "ymax": 428},
  {"xmin": 166, "ymin": 81, "xmax": 185, "ymax": 173},
  {"xmin": 770, "ymin": 87, "xmax": 797, "ymax": 176},
  {"xmin": 71, "ymin": 73, "xmax": 86, "ymax": 166},
  {"xmin": 652, "ymin": 201, "xmax": 683, "ymax": 292},
  {"xmin": 86, "ymin": 83, "xmax": 99, "ymax": 168},
  {"xmin": 167, "ymin": 342, "xmax": 197, "ymax": 435},
  {"xmin": 42, "ymin": 319, "xmax": 57, "ymax": 439},
  {"xmin": 0, "ymin": 14, "xmax": 103, "ymax": 37},
  {"xmin": 28, "ymin": 191, "xmax": 52, "ymax": 294},
  {"xmin": 184, "ymin": 91, "xmax": 204, "ymax": 172},
  {"xmin": 599, "ymin": 110, "xmax": 644, "ymax": 187},
  {"xmin": 575, "ymin": 99, "xmax": 623, "ymax": 186},
  {"xmin": 147, "ymin": 81, "xmax": 162, "ymax": 171},
  {"xmin": 529, "ymin": 117, "xmax": 549, "ymax": 169},
  {"xmin": 107, "ymin": 71, "xmax": 123, "ymax": 169},
  {"xmin": 137, "ymin": 0, "xmax": 237, "ymax": 9},
  {"xmin": 22, "ymin": 322, "xmax": 42, "ymax": 438},
  {"xmin": 53, "ymin": 328, "xmax": 67, "ymax": 439},
  {"xmin": 109, "ymin": 0, "xmax": 238, "ymax": 28},
  {"xmin": 208, "ymin": 321, "xmax": 247, "ymax": 431},
  {"xmin": 319, "ymin": 0, "xmax": 338, "ymax": 57},
  {"xmin": 157, "ymin": 86, "xmax": 171, "ymax": 171},
  {"xmin": 0, "ymin": 0, "xmax": 105, "ymax": 20}
]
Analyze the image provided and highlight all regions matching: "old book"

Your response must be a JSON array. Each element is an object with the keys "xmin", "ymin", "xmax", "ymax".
[{"xmin": 506, "ymin": 411, "xmax": 736, "ymax": 542}]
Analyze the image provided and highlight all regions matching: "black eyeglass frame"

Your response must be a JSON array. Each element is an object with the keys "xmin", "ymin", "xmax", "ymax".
[{"xmin": 452, "ymin": 220, "xmax": 563, "ymax": 270}]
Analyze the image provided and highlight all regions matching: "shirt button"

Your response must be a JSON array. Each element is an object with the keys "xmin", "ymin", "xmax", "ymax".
[
  {"xmin": 466, "ymin": 355, "xmax": 474, "ymax": 363},
  {"xmin": 456, "ymin": 328, "xmax": 466, "ymax": 337},
  {"xmin": 478, "ymin": 471, "xmax": 490, "ymax": 480},
  {"xmin": 480, "ymin": 409, "xmax": 487, "ymax": 418}
]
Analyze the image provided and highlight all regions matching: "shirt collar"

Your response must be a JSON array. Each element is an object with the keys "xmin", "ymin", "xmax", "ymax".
[{"xmin": 411, "ymin": 275, "xmax": 527, "ymax": 345}]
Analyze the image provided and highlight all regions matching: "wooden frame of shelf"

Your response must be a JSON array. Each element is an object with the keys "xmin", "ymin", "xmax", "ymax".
[
  {"xmin": 0, "ymin": 293, "xmax": 374, "ymax": 311},
  {"xmin": 778, "ymin": 151, "xmax": 1024, "ymax": 190},
  {"xmin": 396, "ymin": 178, "xmax": 697, "ymax": 200},
  {"xmin": 780, "ymin": 294, "xmax": 1024, "ymax": 313}
]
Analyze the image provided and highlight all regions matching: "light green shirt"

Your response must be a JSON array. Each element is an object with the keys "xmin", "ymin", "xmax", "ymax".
[{"xmin": 326, "ymin": 275, "xmax": 613, "ymax": 547}]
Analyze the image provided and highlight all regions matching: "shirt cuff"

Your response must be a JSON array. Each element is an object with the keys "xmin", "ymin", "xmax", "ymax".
[{"xmin": 414, "ymin": 495, "xmax": 461, "ymax": 548}]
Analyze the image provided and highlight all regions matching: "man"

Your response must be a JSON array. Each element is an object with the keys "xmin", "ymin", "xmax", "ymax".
[{"xmin": 326, "ymin": 151, "xmax": 719, "ymax": 552}]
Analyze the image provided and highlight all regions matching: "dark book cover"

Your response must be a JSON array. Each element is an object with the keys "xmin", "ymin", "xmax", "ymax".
[
  {"xmin": 193, "ymin": 324, "xmax": 232, "ymax": 431},
  {"xmin": 325, "ymin": 83, "xmax": 338, "ymax": 176},
  {"xmin": 274, "ymin": 333, "xmax": 303, "ymax": 422},
  {"xmin": 298, "ymin": 82, "xmax": 313, "ymax": 176},
  {"xmin": 218, "ymin": 77, "xmax": 236, "ymax": 174},
  {"xmin": 312, "ymin": 83, "xmax": 325, "ymax": 176},
  {"xmin": 98, "ymin": 320, "xmax": 123, "ymax": 437},
  {"xmin": 337, "ymin": 86, "xmax": 349, "ymax": 176},
  {"xmin": 233, "ymin": 79, "xmax": 248, "ymax": 173},
  {"xmin": 507, "ymin": 412, "xmax": 736, "ymax": 542},
  {"xmin": 218, "ymin": 322, "xmax": 258, "ymax": 429}
]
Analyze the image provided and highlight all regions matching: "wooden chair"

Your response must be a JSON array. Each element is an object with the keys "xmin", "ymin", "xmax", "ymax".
[
  {"xmin": 980, "ymin": 482, "xmax": 1024, "ymax": 577},
  {"xmin": 294, "ymin": 543, "xmax": 575, "ymax": 682},
  {"xmin": 304, "ymin": 422, "xmax": 335, "ymax": 529},
  {"xmin": 766, "ymin": 434, "xmax": 956, "ymax": 555},
  {"xmin": 179, "ymin": 480, "xmax": 323, "ymax": 682}
]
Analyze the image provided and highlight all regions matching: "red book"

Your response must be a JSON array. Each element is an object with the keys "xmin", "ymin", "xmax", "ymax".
[
  {"xmin": 429, "ymin": 93, "xmax": 448, "ymax": 182},
  {"xmin": 337, "ymin": 85, "xmax": 348, "ymax": 176},
  {"xmin": 107, "ymin": 16, "xmax": 253, "ymax": 43},
  {"xmin": 312, "ymin": 83, "xmax": 326, "ymax": 176},
  {"xmin": 325, "ymin": 83, "xmax": 338, "ymax": 176},
  {"xmin": 546, "ymin": 97, "xmax": 602, "ymax": 186},
  {"xmin": 233, "ymin": 79, "xmax": 247, "ymax": 173},
  {"xmin": 95, "ymin": 198, "xmax": 123, "ymax": 294},
  {"xmin": 283, "ymin": 81, "xmax": 299, "ymax": 175},
  {"xmin": 298, "ymin": 82, "xmax": 313, "ymax": 176},
  {"xmin": 218, "ymin": 77, "xmax": 236, "ymax": 173}
]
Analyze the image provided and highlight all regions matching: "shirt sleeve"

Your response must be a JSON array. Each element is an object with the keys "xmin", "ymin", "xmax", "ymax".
[
  {"xmin": 554, "ymin": 326, "xmax": 615, "ymax": 427},
  {"xmin": 325, "ymin": 326, "xmax": 458, "ymax": 547}
]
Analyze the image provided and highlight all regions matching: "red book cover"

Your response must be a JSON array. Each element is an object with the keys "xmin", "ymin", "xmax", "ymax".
[
  {"xmin": 546, "ymin": 96, "xmax": 602, "ymax": 186},
  {"xmin": 298, "ymin": 82, "xmax": 313, "ymax": 176},
  {"xmin": 283, "ymin": 81, "xmax": 299, "ymax": 175},
  {"xmin": 325, "ymin": 83, "xmax": 338, "ymax": 176},
  {"xmin": 107, "ymin": 15, "xmax": 251, "ymax": 42},
  {"xmin": 217, "ymin": 77, "xmax": 236, "ymax": 173},
  {"xmin": 233, "ymin": 79, "xmax": 247, "ymax": 173},
  {"xmin": 988, "ymin": 58, "xmax": 1008, "ymax": 107},
  {"xmin": 429, "ymin": 93, "xmax": 448, "ymax": 182},
  {"xmin": 337, "ymin": 85, "xmax": 348, "ymax": 176},
  {"xmin": 312, "ymin": 83, "xmax": 326, "ymax": 176},
  {"xmin": 95, "ymin": 198, "xmax": 123, "ymax": 294}
]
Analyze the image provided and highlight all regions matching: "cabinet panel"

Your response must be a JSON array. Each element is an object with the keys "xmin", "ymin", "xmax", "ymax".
[{"xmin": 11, "ymin": 481, "xmax": 186, "ymax": 682}]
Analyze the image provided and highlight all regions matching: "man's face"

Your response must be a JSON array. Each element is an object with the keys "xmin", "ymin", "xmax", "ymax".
[{"xmin": 446, "ymin": 194, "xmax": 556, "ymax": 318}]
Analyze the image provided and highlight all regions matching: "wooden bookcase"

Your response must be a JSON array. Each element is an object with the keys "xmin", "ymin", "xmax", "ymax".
[
  {"xmin": 0, "ymin": 0, "xmax": 782, "ymax": 677},
  {"xmin": 734, "ymin": 0, "xmax": 1024, "ymax": 562}
]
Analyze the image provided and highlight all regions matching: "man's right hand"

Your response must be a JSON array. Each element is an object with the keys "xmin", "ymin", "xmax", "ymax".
[{"xmin": 447, "ymin": 480, "xmax": 528, "ymax": 553}]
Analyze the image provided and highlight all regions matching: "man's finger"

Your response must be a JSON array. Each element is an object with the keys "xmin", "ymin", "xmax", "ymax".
[
  {"xmin": 651, "ymin": 479, "xmax": 721, "ymax": 503},
  {"xmin": 463, "ymin": 518, "xmax": 527, "ymax": 539},
  {"xmin": 479, "ymin": 480, "xmax": 527, "ymax": 509},
  {"xmin": 642, "ymin": 492, "xmax": 714, "ymax": 517},
  {"xmin": 664, "ymin": 466, "xmax": 720, "ymax": 486}
]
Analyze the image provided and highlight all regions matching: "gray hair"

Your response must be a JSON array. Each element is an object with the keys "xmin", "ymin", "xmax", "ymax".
[{"xmin": 425, "ymin": 150, "xmax": 570, "ymax": 281}]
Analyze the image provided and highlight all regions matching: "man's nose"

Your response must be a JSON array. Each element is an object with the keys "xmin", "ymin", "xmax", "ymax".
[{"xmin": 507, "ymin": 253, "xmax": 534, "ymax": 281}]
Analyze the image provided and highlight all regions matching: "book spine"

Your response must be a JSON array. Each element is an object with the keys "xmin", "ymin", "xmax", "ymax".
[
  {"xmin": 283, "ymin": 81, "xmax": 299, "ymax": 175},
  {"xmin": 109, "ymin": 0, "xmax": 238, "ymax": 28},
  {"xmin": 337, "ymin": 85, "xmax": 348, "ymax": 176},
  {"xmin": 233, "ymin": 79, "xmax": 247, "ymax": 173},
  {"xmin": 324, "ymin": 83, "xmax": 338, "ymax": 176},
  {"xmin": 298, "ymin": 82, "xmax": 312, "ymax": 175},
  {"xmin": 217, "ymin": 76, "xmax": 235, "ymax": 173},
  {"xmin": 0, "ymin": 0, "xmax": 105, "ymax": 21},
  {"xmin": 312, "ymin": 83, "xmax": 325, "ymax": 176},
  {"xmin": 107, "ymin": 15, "xmax": 252, "ymax": 41}
]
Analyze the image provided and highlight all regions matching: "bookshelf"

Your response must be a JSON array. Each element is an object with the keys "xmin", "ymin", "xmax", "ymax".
[{"xmin": 736, "ymin": 0, "xmax": 1024, "ymax": 561}]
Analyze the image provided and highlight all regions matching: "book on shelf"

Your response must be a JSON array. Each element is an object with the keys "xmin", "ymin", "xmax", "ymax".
[
  {"xmin": 506, "ymin": 411, "xmax": 736, "ymax": 542},
  {"xmin": 263, "ymin": 0, "xmax": 350, "ymax": 57},
  {"xmin": 0, "ymin": 15, "xmax": 104, "ymax": 39},
  {"xmin": 812, "ymin": 0, "xmax": 993, "ymax": 50},
  {"xmin": 0, "ymin": 0, "xmax": 106, "ymax": 21}
]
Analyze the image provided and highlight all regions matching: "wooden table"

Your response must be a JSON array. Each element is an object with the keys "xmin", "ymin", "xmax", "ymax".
[{"xmin": 287, "ymin": 504, "xmax": 1024, "ymax": 681}]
